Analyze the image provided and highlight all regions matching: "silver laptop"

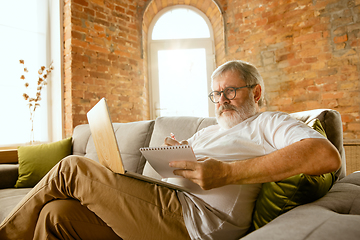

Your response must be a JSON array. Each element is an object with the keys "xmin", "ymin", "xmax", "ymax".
[{"xmin": 86, "ymin": 98, "xmax": 188, "ymax": 191}]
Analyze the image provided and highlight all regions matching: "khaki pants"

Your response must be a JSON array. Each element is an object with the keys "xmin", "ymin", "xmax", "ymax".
[{"xmin": 0, "ymin": 156, "xmax": 190, "ymax": 240}]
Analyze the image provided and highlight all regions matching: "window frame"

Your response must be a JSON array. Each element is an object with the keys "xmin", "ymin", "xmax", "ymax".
[{"xmin": 48, "ymin": 0, "xmax": 64, "ymax": 143}]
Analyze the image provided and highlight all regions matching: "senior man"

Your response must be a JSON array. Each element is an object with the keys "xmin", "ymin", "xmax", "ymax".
[{"xmin": 0, "ymin": 60, "xmax": 341, "ymax": 240}]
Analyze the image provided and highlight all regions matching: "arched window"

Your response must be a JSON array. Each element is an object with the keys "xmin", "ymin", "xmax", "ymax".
[
  {"xmin": 152, "ymin": 7, "xmax": 210, "ymax": 40},
  {"xmin": 148, "ymin": 6, "xmax": 215, "ymax": 118}
]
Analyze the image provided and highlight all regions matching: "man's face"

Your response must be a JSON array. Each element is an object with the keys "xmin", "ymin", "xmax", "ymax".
[{"xmin": 212, "ymin": 70, "xmax": 258, "ymax": 129}]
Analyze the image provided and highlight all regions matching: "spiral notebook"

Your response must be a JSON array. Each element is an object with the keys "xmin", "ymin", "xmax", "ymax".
[
  {"xmin": 140, "ymin": 145, "xmax": 196, "ymax": 178},
  {"xmin": 87, "ymin": 98, "xmax": 190, "ymax": 192}
]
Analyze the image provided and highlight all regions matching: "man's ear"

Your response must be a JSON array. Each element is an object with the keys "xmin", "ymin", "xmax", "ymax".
[{"xmin": 253, "ymin": 84, "xmax": 262, "ymax": 103}]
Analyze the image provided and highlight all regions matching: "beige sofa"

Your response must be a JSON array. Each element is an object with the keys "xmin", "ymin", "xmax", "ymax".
[{"xmin": 1, "ymin": 109, "xmax": 360, "ymax": 239}]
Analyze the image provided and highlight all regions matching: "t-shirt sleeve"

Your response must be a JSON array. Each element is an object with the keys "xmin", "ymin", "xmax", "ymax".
[
  {"xmin": 263, "ymin": 112, "xmax": 326, "ymax": 150},
  {"xmin": 187, "ymin": 125, "xmax": 216, "ymax": 146}
]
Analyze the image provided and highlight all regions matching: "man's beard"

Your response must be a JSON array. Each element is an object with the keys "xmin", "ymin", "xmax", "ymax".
[{"xmin": 215, "ymin": 97, "xmax": 258, "ymax": 130}]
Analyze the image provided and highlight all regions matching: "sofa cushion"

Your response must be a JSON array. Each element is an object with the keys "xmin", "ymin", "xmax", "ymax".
[
  {"xmin": 15, "ymin": 137, "xmax": 73, "ymax": 188},
  {"xmin": 251, "ymin": 119, "xmax": 336, "ymax": 230},
  {"xmin": 147, "ymin": 116, "xmax": 217, "ymax": 147},
  {"xmin": 242, "ymin": 172, "xmax": 360, "ymax": 240},
  {"xmin": 72, "ymin": 121, "xmax": 155, "ymax": 174},
  {"xmin": 0, "ymin": 188, "xmax": 32, "ymax": 223}
]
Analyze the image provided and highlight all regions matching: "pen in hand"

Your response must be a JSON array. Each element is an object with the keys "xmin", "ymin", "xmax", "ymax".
[
  {"xmin": 169, "ymin": 133, "xmax": 189, "ymax": 146},
  {"xmin": 163, "ymin": 133, "xmax": 179, "ymax": 146}
]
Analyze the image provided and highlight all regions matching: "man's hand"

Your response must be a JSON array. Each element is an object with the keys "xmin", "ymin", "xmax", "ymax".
[
  {"xmin": 169, "ymin": 158, "xmax": 231, "ymax": 190},
  {"xmin": 162, "ymin": 136, "xmax": 188, "ymax": 146}
]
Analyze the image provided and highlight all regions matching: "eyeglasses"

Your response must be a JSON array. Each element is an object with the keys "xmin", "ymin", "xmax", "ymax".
[{"xmin": 208, "ymin": 84, "xmax": 257, "ymax": 103}]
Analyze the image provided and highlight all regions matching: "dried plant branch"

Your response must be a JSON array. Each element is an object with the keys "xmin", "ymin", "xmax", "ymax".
[{"xmin": 19, "ymin": 60, "xmax": 54, "ymax": 143}]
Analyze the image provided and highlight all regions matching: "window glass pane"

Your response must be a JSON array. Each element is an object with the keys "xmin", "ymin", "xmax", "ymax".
[
  {"xmin": 152, "ymin": 8, "xmax": 210, "ymax": 40},
  {"xmin": 157, "ymin": 48, "xmax": 209, "ymax": 117},
  {"xmin": 0, "ymin": 0, "xmax": 49, "ymax": 146}
]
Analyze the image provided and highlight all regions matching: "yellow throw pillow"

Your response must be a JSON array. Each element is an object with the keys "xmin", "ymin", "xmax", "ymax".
[
  {"xmin": 250, "ymin": 119, "xmax": 335, "ymax": 230},
  {"xmin": 15, "ymin": 137, "xmax": 72, "ymax": 188}
]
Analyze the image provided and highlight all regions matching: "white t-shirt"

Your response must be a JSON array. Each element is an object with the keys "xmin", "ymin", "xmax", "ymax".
[{"xmin": 172, "ymin": 112, "xmax": 326, "ymax": 240}]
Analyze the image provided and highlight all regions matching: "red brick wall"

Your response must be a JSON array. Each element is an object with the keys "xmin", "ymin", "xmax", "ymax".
[
  {"xmin": 63, "ymin": 0, "xmax": 148, "ymax": 136},
  {"xmin": 224, "ymin": 0, "xmax": 360, "ymax": 140},
  {"xmin": 63, "ymin": 0, "xmax": 360, "ymax": 140}
]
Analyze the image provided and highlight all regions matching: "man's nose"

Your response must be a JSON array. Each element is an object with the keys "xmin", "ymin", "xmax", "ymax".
[{"xmin": 218, "ymin": 92, "xmax": 230, "ymax": 104}]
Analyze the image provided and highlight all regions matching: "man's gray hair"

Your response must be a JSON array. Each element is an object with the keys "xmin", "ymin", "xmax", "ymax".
[{"xmin": 211, "ymin": 60, "xmax": 266, "ymax": 107}]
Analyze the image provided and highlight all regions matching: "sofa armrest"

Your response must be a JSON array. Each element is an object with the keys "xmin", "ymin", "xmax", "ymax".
[{"xmin": 0, "ymin": 164, "xmax": 19, "ymax": 189}]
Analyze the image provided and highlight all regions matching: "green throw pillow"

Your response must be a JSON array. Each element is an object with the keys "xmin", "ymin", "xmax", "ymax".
[
  {"xmin": 251, "ymin": 119, "xmax": 336, "ymax": 230},
  {"xmin": 15, "ymin": 137, "xmax": 72, "ymax": 188}
]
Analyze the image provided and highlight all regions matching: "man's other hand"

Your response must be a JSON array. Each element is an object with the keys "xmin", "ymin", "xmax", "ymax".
[{"xmin": 169, "ymin": 158, "xmax": 231, "ymax": 190}]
